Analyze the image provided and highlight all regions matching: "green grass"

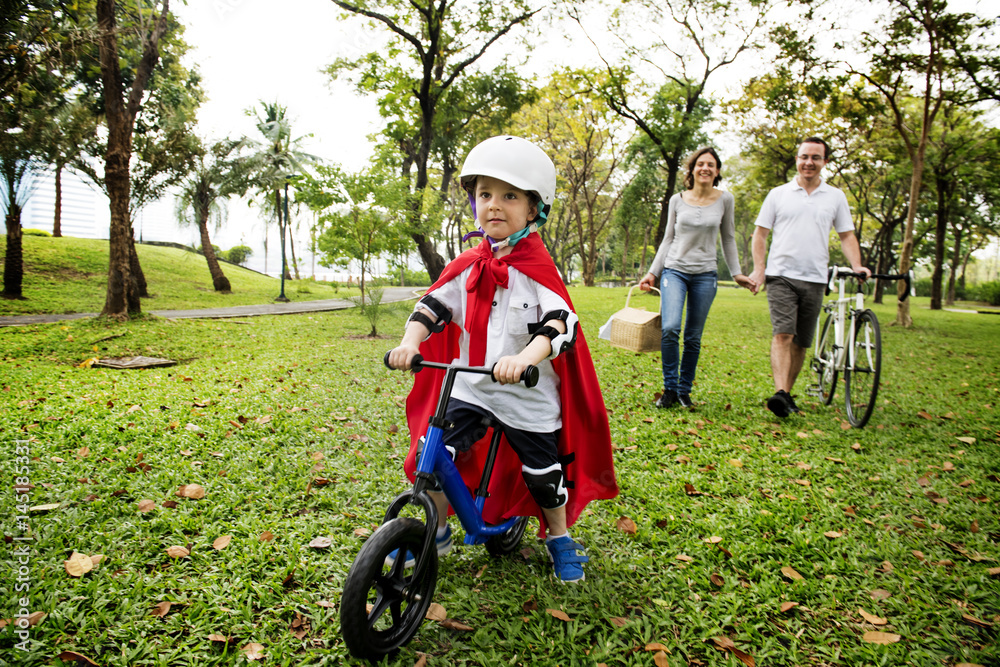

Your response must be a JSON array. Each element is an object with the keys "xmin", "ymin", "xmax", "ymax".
[
  {"xmin": 0, "ymin": 287, "xmax": 998, "ymax": 666},
  {"xmin": 0, "ymin": 235, "xmax": 359, "ymax": 315}
]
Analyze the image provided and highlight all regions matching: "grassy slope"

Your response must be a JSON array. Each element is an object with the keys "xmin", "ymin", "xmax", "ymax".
[
  {"xmin": 0, "ymin": 287, "xmax": 997, "ymax": 666},
  {"xmin": 0, "ymin": 236, "xmax": 358, "ymax": 315}
]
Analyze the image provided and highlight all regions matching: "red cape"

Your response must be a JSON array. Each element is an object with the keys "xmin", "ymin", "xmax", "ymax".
[{"xmin": 403, "ymin": 234, "xmax": 618, "ymax": 536}]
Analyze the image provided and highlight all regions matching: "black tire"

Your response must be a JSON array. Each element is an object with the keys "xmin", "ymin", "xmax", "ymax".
[
  {"xmin": 485, "ymin": 516, "xmax": 529, "ymax": 557},
  {"xmin": 340, "ymin": 518, "xmax": 438, "ymax": 661},
  {"xmin": 813, "ymin": 314, "xmax": 838, "ymax": 405},
  {"xmin": 844, "ymin": 310, "xmax": 882, "ymax": 428}
]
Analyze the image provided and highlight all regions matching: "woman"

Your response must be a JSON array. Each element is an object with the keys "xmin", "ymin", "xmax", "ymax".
[{"xmin": 638, "ymin": 147, "xmax": 755, "ymax": 408}]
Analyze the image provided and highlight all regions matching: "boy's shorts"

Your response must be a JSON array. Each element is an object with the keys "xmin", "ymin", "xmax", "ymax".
[
  {"xmin": 443, "ymin": 398, "xmax": 559, "ymax": 470},
  {"xmin": 766, "ymin": 276, "xmax": 826, "ymax": 348}
]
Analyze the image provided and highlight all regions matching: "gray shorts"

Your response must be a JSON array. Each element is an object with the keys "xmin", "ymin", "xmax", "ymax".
[{"xmin": 766, "ymin": 276, "xmax": 826, "ymax": 348}]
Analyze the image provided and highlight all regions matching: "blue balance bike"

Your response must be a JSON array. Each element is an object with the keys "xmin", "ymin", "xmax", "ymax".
[{"xmin": 339, "ymin": 353, "xmax": 538, "ymax": 661}]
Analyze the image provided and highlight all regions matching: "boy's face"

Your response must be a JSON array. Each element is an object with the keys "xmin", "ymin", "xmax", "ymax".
[{"xmin": 474, "ymin": 175, "xmax": 537, "ymax": 242}]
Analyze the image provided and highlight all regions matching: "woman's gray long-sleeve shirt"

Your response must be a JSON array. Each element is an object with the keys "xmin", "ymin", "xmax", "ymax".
[{"xmin": 647, "ymin": 191, "xmax": 742, "ymax": 277}]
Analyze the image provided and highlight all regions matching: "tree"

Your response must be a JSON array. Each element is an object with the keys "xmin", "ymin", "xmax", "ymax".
[
  {"xmin": 325, "ymin": 0, "xmax": 540, "ymax": 281},
  {"xmin": 573, "ymin": 0, "xmax": 777, "ymax": 248},
  {"xmin": 301, "ymin": 164, "xmax": 411, "ymax": 310},
  {"xmin": 175, "ymin": 139, "xmax": 258, "ymax": 292},
  {"xmin": 247, "ymin": 101, "xmax": 316, "ymax": 298},
  {"xmin": 91, "ymin": 0, "xmax": 177, "ymax": 318}
]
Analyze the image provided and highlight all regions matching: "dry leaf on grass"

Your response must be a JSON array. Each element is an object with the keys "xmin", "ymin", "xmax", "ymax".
[
  {"xmin": 608, "ymin": 616, "xmax": 627, "ymax": 628},
  {"xmin": 308, "ymin": 537, "xmax": 332, "ymax": 549},
  {"xmin": 962, "ymin": 614, "xmax": 993, "ymax": 628},
  {"xmin": 64, "ymin": 552, "xmax": 93, "ymax": 577},
  {"xmin": 208, "ymin": 634, "xmax": 230, "ymax": 642},
  {"xmin": 259, "ymin": 531, "xmax": 274, "ymax": 542},
  {"xmin": 137, "ymin": 500, "xmax": 156, "ymax": 513},
  {"xmin": 440, "ymin": 619, "xmax": 473, "ymax": 631},
  {"xmin": 780, "ymin": 601, "xmax": 799, "ymax": 612},
  {"xmin": 862, "ymin": 631, "xmax": 900, "ymax": 644},
  {"xmin": 653, "ymin": 651, "xmax": 670, "ymax": 667},
  {"xmin": 708, "ymin": 636, "xmax": 755, "ymax": 667},
  {"xmin": 859, "ymin": 608, "xmax": 887, "ymax": 625},
  {"xmin": 55, "ymin": 652, "xmax": 98, "ymax": 666},
  {"xmin": 616, "ymin": 516, "xmax": 637, "ymax": 534},
  {"xmin": 870, "ymin": 589, "xmax": 892, "ymax": 600},
  {"xmin": 166, "ymin": 546, "xmax": 190, "ymax": 558},
  {"xmin": 955, "ymin": 663, "xmax": 986, "ymax": 667},
  {"xmin": 176, "ymin": 484, "xmax": 205, "ymax": 500},
  {"xmin": 704, "ymin": 536, "xmax": 723, "ymax": 544},
  {"xmin": 675, "ymin": 554, "xmax": 694, "ymax": 563},
  {"xmin": 26, "ymin": 611, "xmax": 45, "ymax": 626},
  {"xmin": 150, "ymin": 601, "xmax": 171, "ymax": 618},
  {"xmin": 547, "ymin": 608, "xmax": 571, "ymax": 622},
  {"xmin": 413, "ymin": 654, "xmax": 428, "ymax": 667},
  {"xmin": 242, "ymin": 642, "xmax": 266, "ymax": 661},
  {"xmin": 213, "ymin": 535, "xmax": 232, "ymax": 550},
  {"xmin": 781, "ymin": 566, "xmax": 804, "ymax": 581},
  {"xmin": 824, "ymin": 531, "xmax": 843, "ymax": 539},
  {"xmin": 425, "ymin": 603, "xmax": 447, "ymax": 621},
  {"xmin": 645, "ymin": 642, "xmax": 670, "ymax": 652},
  {"xmin": 710, "ymin": 573, "xmax": 725, "ymax": 587}
]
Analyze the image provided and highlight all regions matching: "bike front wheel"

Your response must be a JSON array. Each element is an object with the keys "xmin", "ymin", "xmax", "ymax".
[
  {"xmin": 844, "ymin": 309, "xmax": 882, "ymax": 428},
  {"xmin": 814, "ymin": 314, "xmax": 838, "ymax": 405},
  {"xmin": 340, "ymin": 517, "xmax": 438, "ymax": 661},
  {"xmin": 485, "ymin": 516, "xmax": 530, "ymax": 557}
]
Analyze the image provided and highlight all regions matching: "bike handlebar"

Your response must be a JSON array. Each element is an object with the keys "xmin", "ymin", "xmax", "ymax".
[
  {"xmin": 826, "ymin": 268, "xmax": 912, "ymax": 302},
  {"xmin": 383, "ymin": 351, "xmax": 540, "ymax": 388}
]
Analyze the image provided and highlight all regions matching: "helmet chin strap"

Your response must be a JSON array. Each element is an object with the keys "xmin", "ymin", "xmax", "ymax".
[{"xmin": 462, "ymin": 204, "xmax": 551, "ymax": 252}]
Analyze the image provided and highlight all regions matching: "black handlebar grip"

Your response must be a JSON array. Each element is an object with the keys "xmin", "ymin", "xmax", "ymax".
[
  {"xmin": 384, "ymin": 351, "xmax": 424, "ymax": 372},
  {"xmin": 521, "ymin": 365, "xmax": 539, "ymax": 388}
]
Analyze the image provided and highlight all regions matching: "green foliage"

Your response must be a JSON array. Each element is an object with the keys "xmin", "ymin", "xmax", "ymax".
[
  {"xmin": 22, "ymin": 228, "xmax": 51, "ymax": 237},
  {"xmin": 385, "ymin": 265, "xmax": 430, "ymax": 286},
  {"xmin": 224, "ymin": 245, "xmax": 253, "ymax": 266},
  {"xmin": 972, "ymin": 280, "xmax": 1000, "ymax": 306},
  {"xmin": 0, "ymin": 289, "xmax": 997, "ymax": 666}
]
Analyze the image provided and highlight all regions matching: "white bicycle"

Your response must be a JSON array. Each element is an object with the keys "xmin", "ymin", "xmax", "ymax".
[{"xmin": 810, "ymin": 267, "xmax": 911, "ymax": 428}]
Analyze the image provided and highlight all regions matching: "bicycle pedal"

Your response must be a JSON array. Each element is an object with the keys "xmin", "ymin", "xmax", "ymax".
[{"xmin": 805, "ymin": 385, "xmax": 822, "ymax": 397}]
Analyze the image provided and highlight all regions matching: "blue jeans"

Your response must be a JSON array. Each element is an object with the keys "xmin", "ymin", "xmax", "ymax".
[{"xmin": 659, "ymin": 269, "xmax": 718, "ymax": 394}]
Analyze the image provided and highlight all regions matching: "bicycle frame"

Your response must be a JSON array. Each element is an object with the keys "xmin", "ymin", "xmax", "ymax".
[
  {"xmin": 380, "ymin": 358, "xmax": 526, "ymax": 577},
  {"xmin": 817, "ymin": 268, "xmax": 868, "ymax": 374}
]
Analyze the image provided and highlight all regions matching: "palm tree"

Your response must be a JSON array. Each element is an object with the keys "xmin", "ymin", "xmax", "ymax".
[
  {"xmin": 175, "ymin": 139, "xmax": 256, "ymax": 292},
  {"xmin": 247, "ymin": 101, "xmax": 315, "ymax": 299}
]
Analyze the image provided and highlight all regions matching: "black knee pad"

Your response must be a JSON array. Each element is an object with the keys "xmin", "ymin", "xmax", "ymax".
[{"xmin": 521, "ymin": 463, "xmax": 567, "ymax": 509}]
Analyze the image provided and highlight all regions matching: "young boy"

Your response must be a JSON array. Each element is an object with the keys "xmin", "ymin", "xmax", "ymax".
[{"xmin": 386, "ymin": 135, "xmax": 618, "ymax": 583}]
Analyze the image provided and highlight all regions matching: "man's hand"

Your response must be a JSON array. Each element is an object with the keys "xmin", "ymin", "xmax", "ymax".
[
  {"xmin": 387, "ymin": 344, "xmax": 420, "ymax": 371},
  {"xmin": 748, "ymin": 269, "xmax": 765, "ymax": 295},
  {"xmin": 852, "ymin": 265, "xmax": 872, "ymax": 280},
  {"xmin": 638, "ymin": 272, "xmax": 657, "ymax": 291},
  {"xmin": 733, "ymin": 274, "xmax": 757, "ymax": 292}
]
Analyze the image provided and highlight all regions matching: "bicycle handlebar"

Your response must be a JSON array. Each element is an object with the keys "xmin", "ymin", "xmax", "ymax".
[
  {"xmin": 826, "ymin": 268, "xmax": 912, "ymax": 302},
  {"xmin": 383, "ymin": 351, "xmax": 540, "ymax": 388}
]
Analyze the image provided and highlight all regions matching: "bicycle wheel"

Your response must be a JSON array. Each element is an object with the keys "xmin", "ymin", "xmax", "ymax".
[
  {"xmin": 844, "ymin": 309, "xmax": 882, "ymax": 428},
  {"xmin": 485, "ymin": 516, "xmax": 529, "ymax": 557},
  {"xmin": 813, "ymin": 314, "xmax": 838, "ymax": 405},
  {"xmin": 340, "ymin": 517, "xmax": 438, "ymax": 661}
]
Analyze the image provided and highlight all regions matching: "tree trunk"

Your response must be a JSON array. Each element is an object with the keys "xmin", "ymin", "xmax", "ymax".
[
  {"xmin": 3, "ymin": 205, "xmax": 24, "ymax": 299},
  {"xmin": 199, "ymin": 204, "xmax": 230, "ymax": 292},
  {"xmin": 895, "ymin": 154, "xmax": 925, "ymax": 327},
  {"xmin": 946, "ymin": 225, "xmax": 961, "ymax": 305},
  {"xmin": 129, "ymin": 230, "xmax": 148, "ymax": 297},
  {"xmin": 53, "ymin": 163, "xmax": 63, "ymax": 237},
  {"xmin": 930, "ymin": 173, "xmax": 952, "ymax": 310},
  {"xmin": 288, "ymin": 224, "xmax": 300, "ymax": 280}
]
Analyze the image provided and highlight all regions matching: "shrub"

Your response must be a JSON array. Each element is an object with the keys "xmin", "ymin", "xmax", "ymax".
[
  {"xmin": 975, "ymin": 281, "xmax": 1000, "ymax": 306},
  {"xmin": 914, "ymin": 277, "xmax": 933, "ymax": 297},
  {"xmin": 225, "ymin": 245, "xmax": 253, "ymax": 266},
  {"xmin": 386, "ymin": 266, "xmax": 431, "ymax": 286},
  {"xmin": 23, "ymin": 228, "xmax": 52, "ymax": 237}
]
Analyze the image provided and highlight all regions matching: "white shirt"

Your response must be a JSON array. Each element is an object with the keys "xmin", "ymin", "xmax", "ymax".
[
  {"xmin": 755, "ymin": 178, "xmax": 855, "ymax": 283},
  {"xmin": 416, "ymin": 265, "xmax": 578, "ymax": 432}
]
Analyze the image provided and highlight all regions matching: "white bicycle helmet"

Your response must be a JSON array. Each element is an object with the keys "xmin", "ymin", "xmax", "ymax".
[{"xmin": 459, "ymin": 135, "xmax": 557, "ymax": 250}]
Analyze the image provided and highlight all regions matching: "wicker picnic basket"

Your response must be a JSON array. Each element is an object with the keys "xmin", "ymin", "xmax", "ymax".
[{"xmin": 609, "ymin": 285, "xmax": 661, "ymax": 353}]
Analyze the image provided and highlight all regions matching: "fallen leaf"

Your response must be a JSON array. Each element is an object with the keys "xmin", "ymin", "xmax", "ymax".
[
  {"xmin": 176, "ymin": 484, "xmax": 206, "ymax": 500},
  {"xmin": 547, "ymin": 608, "xmax": 571, "ymax": 622},
  {"xmin": 242, "ymin": 642, "xmax": 265, "ymax": 661},
  {"xmin": 208, "ymin": 634, "xmax": 229, "ymax": 642},
  {"xmin": 440, "ymin": 619, "xmax": 474, "ymax": 631},
  {"xmin": 913, "ymin": 550, "xmax": 926, "ymax": 562},
  {"xmin": 794, "ymin": 479, "xmax": 811, "ymax": 487},
  {"xmin": 30, "ymin": 503, "xmax": 60, "ymax": 512},
  {"xmin": 90, "ymin": 555, "xmax": 104, "ymax": 567},
  {"xmin": 55, "ymin": 652, "xmax": 98, "ymax": 666},
  {"xmin": 954, "ymin": 664, "xmax": 986, "ymax": 667},
  {"xmin": 962, "ymin": 613, "xmax": 993, "ymax": 628},
  {"xmin": 684, "ymin": 483, "xmax": 701, "ymax": 496},
  {"xmin": 616, "ymin": 516, "xmax": 637, "ymax": 534},
  {"xmin": 608, "ymin": 616, "xmax": 628, "ymax": 628},
  {"xmin": 851, "ymin": 442, "xmax": 862, "ymax": 451},
  {"xmin": 255, "ymin": 415, "xmax": 273, "ymax": 425},
  {"xmin": 308, "ymin": 536, "xmax": 332, "ymax": 549},
  {"xmin": 259, "ymin": 531, "xmax": 274, "ymax": 542},
  {"xmin": 27, "ymin": 611, "xmax": 45, "ymax": 626},
  {"xmin": 708, "ymin": 636, "xmax": 755, "ymax": 667},
  {"xmin": 943, "ymin": 462, "xmax": 955, "ymax": 472},
  {"xmin": 917, "ymin": 411, "xmax": 933, "ymax": 420},
  {"xmin": 213, "ymin": 535, "xmax": 232, "ymax": 550},
  {"xmin": 780, "ymin": 601, "xmax": 799, "ymax": 612},
  {"xmin": 824, "ymin": 531, "xmax": 843, "ymax": 539},
  {"xmin": 77, "ymin": 446, "xmax": 90, "ymax": 458},
  {"xmin": 710, "ymin": 573, "xmax": 725, "ymax": 587},
  {"xmin": 64, "ymin": 552, "xmax": 93, "ymax": 577},
  {"xmin": 870, "ymin": 589, "xmax": 892, "ymax": 600},
  {"xmin": 862, "ymin": 631, "xmax": 901, "ymax": 644},
  {"xmin": 645, "ymin": 642, "xmax": 670, "ymax": 652},
  {"xmin": 137, "ymin": 500, "xmax": 156, "ymax": 513},
  {"xmin": 675, "ymin": 554, "xmax": 694, "ymax": 562},
  {"xmin": 353, "ymin": 527, "xmax": 371, "ymax": 538},
  {"xmin": 728, "ymin": 459, "xmax": 744, "ymax": 468},
  {"xmin": 987, "ymin": 567, "xmax": 1000, "ymax": 577},
  {"xmin": 166, "ymin": 546, "xmax": 190, "ymax": 558},
  {"xmin": 859, "ymin": 608, "xmax": 887, "ymax": 625},
  {"xmin": 150, "ymin": 601, "xmax": 172, "ymax": 618},
  {"xmin": 956, "ymin": 436, "xmax": 976, "ymax": 445},
  {"xmin": 653, "ymin": 651, "xmax": 670, "ymax": 667},
  {"xmin": 704, "ymin": 536, "xmax": 723, "ymax": 544},
  {"xmin": 970, "ymin": 520, "xmax": 979, "ymax": 533},
  {"xmin": 413, "ymin": 654, "xmax": 428, "ymax": 667},
  {"xmin": 425, "ymin": 603, "xmax": 447, "ymax": 621},
  {"xmin": 880, "ymin": 560, "xmax": 894, "ymax": 573},
  {"xmin": 781, "ymin": 566, "xmax": 804, "ymax": 581}
]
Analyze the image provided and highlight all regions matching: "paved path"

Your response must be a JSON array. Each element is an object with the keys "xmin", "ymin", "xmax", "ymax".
[{"xmin": 0, "ymin": 286, "xmax": 423, "ymax": 327}]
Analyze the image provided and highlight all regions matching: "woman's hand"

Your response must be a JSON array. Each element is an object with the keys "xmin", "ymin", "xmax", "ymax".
[
  {"xmin": 733, "ymin": 274, "xmax": 756, "ymax": 292},
  {"xmin": 638, "ymin": 272, "xmax": 658, "ymax": 291}
]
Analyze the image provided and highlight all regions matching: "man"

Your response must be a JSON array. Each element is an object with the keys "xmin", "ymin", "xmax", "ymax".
[{"xmin": 749, "ymin": 137, "xmax": 871, "ymax": 418}]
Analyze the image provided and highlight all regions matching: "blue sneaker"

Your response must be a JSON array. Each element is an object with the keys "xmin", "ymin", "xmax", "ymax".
[
  {"xmin": 546, "ymin": 535, "xmax": 588, "ymax": 583},
  {"xmin": 384, "ymin": 525, "xmax": 452, "ymax": 568}
]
